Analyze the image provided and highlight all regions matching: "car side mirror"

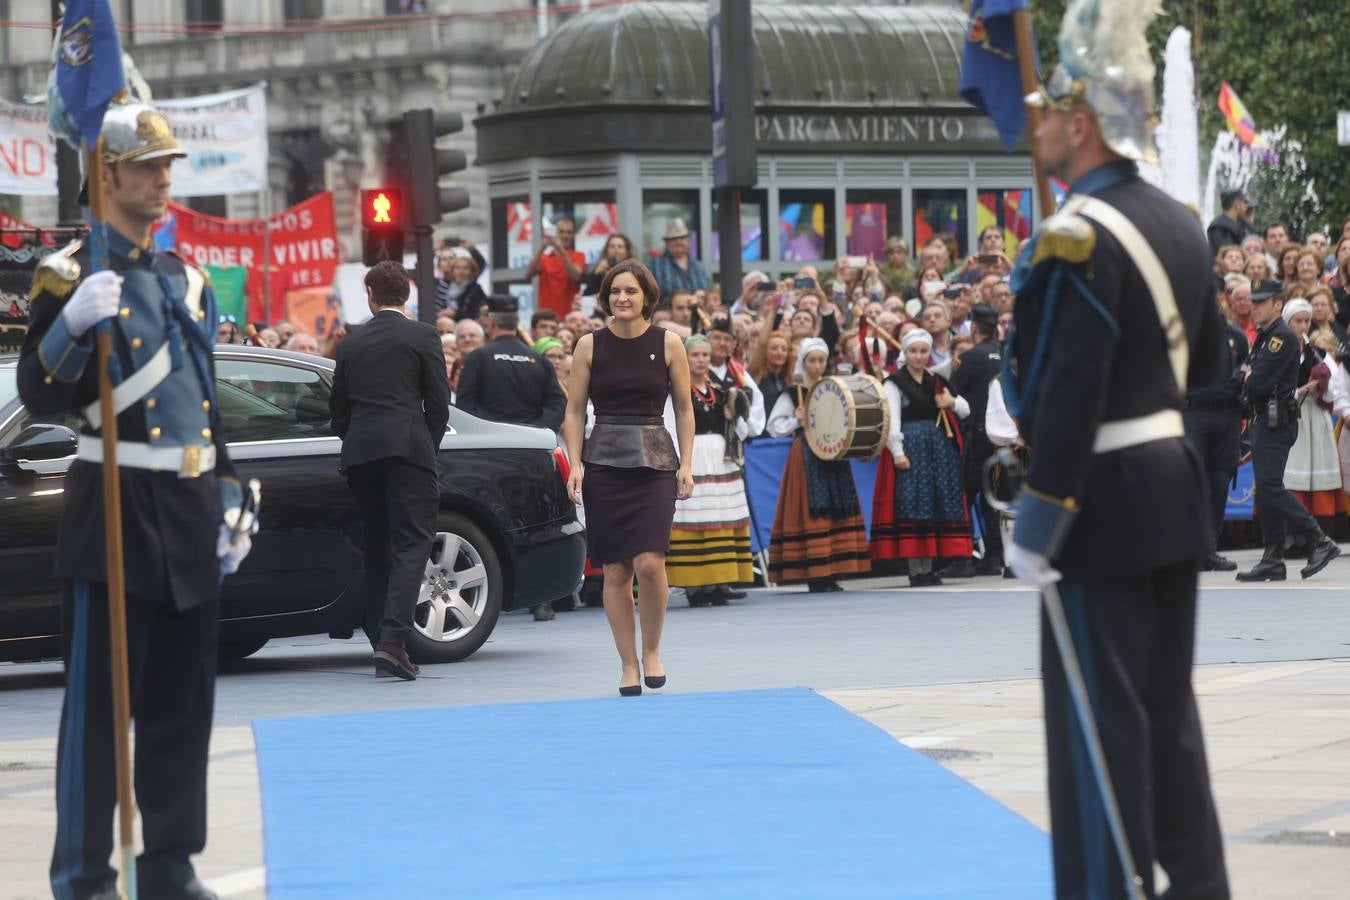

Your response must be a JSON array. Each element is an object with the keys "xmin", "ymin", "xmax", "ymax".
[{"xmin": 3, "ymin": 423, "xmax": 79, "ymax": 464}]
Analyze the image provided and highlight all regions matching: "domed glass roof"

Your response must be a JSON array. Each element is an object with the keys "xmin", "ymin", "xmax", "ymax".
[{"xmin": 496, "ymin": 1, "xmax": 968, "ymax": 113}]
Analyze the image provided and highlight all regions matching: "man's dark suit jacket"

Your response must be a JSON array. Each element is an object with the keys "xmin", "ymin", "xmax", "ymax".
[{"xmin": 329, "ymin": 308, "xmax": 451, "ymax": 472}]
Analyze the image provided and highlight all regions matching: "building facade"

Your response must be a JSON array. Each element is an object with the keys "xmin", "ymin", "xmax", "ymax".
[
  {"xmin": 475, "ymin": 1, "xmax": 1037, "ymax": 294},
  {"xmin": 0, "ymin": 0, "xmax": 539, "ymax": 253}
]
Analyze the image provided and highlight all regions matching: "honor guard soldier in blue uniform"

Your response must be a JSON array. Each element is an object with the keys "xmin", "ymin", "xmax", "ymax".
[
  {"xmin": 17, "ymin": 102, "xmax": 253, "ymax": 900},
  {"xmin": 1235, "ymin": 279, "xmax": 1340, "ymax": 581},
  {"xmin": 1002, "ymin": 2, "xmax": 1231, "ymax": 896}
]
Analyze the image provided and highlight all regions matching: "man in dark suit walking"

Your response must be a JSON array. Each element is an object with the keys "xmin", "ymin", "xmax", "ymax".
[{"xmin": 330, "ymin": 261, "xmax": 450, "ymax": 680}]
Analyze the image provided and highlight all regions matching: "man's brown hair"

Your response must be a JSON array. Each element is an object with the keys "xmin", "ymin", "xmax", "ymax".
[
  {"xmin": 596, "ymin": 259, "xmax": 660, "ymax": 320},
  {"xmin": 364, "ymin": 260, "xmax": 411, "ymax": 307}
]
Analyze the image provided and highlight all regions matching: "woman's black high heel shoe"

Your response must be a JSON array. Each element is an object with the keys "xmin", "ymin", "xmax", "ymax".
[
  {"xmin": 619, "ymin": 683, "xmax": 642, "ymax": 697},
  {"xmin": 644, "ymin": 674, "xmax": 666, "ymax": 689}
]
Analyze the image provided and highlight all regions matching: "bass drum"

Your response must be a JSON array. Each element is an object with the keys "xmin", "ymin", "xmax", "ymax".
[{"xmin": 806, "ymin": 374, "xmax": 890, "ymax": 462}]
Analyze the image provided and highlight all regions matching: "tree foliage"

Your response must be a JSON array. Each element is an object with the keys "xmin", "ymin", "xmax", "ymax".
[{"xmin": 1028, "ymin": 0, "xmax": 1350, "ymax": 235}]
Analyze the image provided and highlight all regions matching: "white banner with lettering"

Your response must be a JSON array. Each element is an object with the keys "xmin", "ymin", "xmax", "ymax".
[
  {"xmin": 0, "ymin": 83, "xmax": 268, "ymax": 197},
  {"xmin": 0, "ymin": 99, "xmax": 59, "ymax": 196},
  {"xmin": 158, "ymin": 83, "xmax": 269, "ymax": 197}
]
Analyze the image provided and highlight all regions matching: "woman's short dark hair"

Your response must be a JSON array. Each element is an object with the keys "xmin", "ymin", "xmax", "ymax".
[
  {"xmin": 364, "ymin": 260, "xmax": 411, "ymax": 306},
  {"xmin": 596, "ymin": 259, "xmax": 660, "ymax": 320}
]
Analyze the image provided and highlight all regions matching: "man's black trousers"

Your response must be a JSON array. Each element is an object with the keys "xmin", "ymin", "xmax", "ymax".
[
  {"xmin": 346, "ymin": 457, "xmax": 438, "ymax": 648},
  {"xmin": 1042, "ymin": 561, "xmax": 1229, "ymax": 900},
  {"xmin": 962, "ymin": 434, "xmax": 1003, "ymax": 567},
  {"xmin": 51, "ymin": 581, "xmax": 217, "ymax": 900},
  {"xmin": 1249, "ymin": 418, "xmax": 1319, "ymax": 546},
  {"xmin": 1183, "ymin": 408, "xmax": 1241, "ymax": 551}
]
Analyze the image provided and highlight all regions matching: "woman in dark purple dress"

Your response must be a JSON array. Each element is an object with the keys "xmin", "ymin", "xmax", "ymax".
[{"xmin": 564, "ymin": 260, "xmax": 694, "ymax": 696}]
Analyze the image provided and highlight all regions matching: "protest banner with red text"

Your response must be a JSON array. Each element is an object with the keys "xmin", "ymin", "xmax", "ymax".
[{"xmin": 167, "ymin": 192, "xmax": 340, "ymax": 323}]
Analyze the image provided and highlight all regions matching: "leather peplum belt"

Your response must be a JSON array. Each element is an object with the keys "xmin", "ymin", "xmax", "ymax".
[
  {"xmin": 583, "ymin": 417, "xmax": 678, "ymax": 471},
  {"xmin": 593, "ymin": 415, "xmax": 664, "ymax": 426},
  {"xmin": 78, "ymin": 435, "xmax": 216, "ymax": 478},
  {"xmin": 1092, "ymin": 409, "xmax": 1185, "ymax": 454}
]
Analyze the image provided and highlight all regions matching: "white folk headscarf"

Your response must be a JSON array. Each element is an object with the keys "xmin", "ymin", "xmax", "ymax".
[{"xmin": 793, "ymin": 337, "xmax": 829, "ymax": 381}]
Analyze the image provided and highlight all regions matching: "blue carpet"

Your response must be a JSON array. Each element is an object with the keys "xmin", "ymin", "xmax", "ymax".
[{"xmin": 253, "ymin": 688, "xmax": 1051, "ymax": 899}]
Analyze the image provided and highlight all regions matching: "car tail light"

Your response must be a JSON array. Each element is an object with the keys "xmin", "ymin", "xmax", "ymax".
[{"xmin": 553, "ymin": 446, "xmax": 570, "ymax": 482}]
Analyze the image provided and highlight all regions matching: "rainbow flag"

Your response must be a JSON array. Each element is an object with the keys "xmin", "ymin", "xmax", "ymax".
[{"xmin": 1217, "ymin": 82, "xmax": 1257, "ymax": 146}]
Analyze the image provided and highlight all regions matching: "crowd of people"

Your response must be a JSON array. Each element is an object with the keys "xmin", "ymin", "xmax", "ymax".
[
  {"xmin": 425, "ymin": 222, "xmax": 1029, "ymax": 593},
  {"xmin": 216, "ymin": 200, "xmax": 1350, "ymax": 591}
]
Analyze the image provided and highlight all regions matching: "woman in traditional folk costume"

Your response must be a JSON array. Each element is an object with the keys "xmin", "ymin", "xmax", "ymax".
[
  {"xmin": 1280, "ymin": 299, "xmax": 1342, "ymax": 535},
  {"xmin": 765, "ymin": 338, "xmax": 871, "ymax": 592},
  {"xmin": 870, "ymin": 328, "xmax": 974, "ymax": 586},
  {"xmin": 666, "ymin": 335, "xmax": 756, "ymax": 605}
]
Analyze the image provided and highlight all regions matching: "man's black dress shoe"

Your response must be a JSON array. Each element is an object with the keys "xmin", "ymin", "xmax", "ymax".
[
  {"xmin": 1301, "ymin": 536, "xmax": 1341, "ymax": 579},
  {"xmin": 139, "ymin": 862, "xmax": 220, "ymax": 900},
  {"xmin": 974, "ymin": 558, "xmax": 1003, "ymax": 576},
  {"xmin": 938, "ymin": 559, "xmax": 976, "ymax": 579},
  {"xmin": 1201, "ymin": 552, "xmax": 1238, "ymax": 572},
  {"xmin": 373, "ymin": 641, "xmax": 419, "ymax": 680}
]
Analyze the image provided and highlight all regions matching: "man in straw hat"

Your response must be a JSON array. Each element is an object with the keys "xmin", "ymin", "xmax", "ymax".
[
  {"xmin": 1000, "ymin": 1, "xmax": 1232, "ymax": 896},
  {"xmin": 648, "ymin": 218, "xmax": 710, "ymax": 300},
  {"xmin": 19, "ymin": 100, "xmax": 252, "ymax": 900}
]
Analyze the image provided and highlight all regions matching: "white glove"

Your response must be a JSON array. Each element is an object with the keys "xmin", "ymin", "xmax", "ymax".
[
  {"xmin": 60, "ymin": 270, "xmax": 123, "ymax": 339},
  {"xmin": 217, "ymin": 524, "xmax": 253, "ymax": 576},
  {"xmin": 1005, "ymin": 541, "xmax": 1063, "ymax": 587}
]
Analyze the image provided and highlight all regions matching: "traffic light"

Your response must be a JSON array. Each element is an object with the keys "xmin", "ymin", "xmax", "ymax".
[
  {"xmin": 360, "ymin": 187, "xmax": 404, "ymax": 266},
  {"xmin": 402, "ymin": 108, "xmax": 470, "ymax": 227}
]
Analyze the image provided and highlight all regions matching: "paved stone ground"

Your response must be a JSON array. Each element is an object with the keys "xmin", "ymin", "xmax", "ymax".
[{"xmin": 1, "ymin": 547, "xmax": 1345, "ymax": 898}]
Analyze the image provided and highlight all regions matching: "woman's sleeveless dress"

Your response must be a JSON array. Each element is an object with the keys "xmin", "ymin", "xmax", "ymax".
[{"xmin": 582, "ymin": 326, "xmax": 679, "ymax": 564}]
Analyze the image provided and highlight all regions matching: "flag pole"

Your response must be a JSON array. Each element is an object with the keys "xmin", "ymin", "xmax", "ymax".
[
  {"xmin": 86, "ymin": 138, "xmax": 139, "ymax": 900},
  {"xmin": 1012, "ymin": 9, "xmax": 1056, "ymax": 222}
]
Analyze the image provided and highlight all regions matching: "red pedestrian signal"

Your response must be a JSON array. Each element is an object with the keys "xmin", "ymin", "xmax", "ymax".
[
  {"xmin": 360, "ymin": 188, "xmax": 404, "ymax": 265},
  {"xmin": 361, "ymin": 188, "xmax": 403, "ymax": 230}
]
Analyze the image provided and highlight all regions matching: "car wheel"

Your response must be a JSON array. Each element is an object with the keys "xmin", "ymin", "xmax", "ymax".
[
  {"xmin": 406, "ymin": 513, "xmax": 503, "ymax": 664},
  {"xmin": 218, "ymin": 638, "xmax": 268, "ymax": 661}
]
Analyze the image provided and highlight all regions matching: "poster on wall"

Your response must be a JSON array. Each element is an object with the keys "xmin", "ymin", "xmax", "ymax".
[{"xmin": 160, "ymin": 192, "xmax": 340, "ymax": 324}]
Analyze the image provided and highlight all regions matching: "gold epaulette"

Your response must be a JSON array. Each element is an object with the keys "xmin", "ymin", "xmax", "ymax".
[
  {"xmin": 1030, "ymin": 211, "xmax": 1096, "ymax": 266},
  {"xmin": 27, "ymin": 240, "xmax": 83, "ymax": 300}
]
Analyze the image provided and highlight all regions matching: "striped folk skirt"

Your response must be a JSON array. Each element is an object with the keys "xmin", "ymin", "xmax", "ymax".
[
  {"xmin": 768, "ymin": 437, "xmax": 871, "ymax": 584},
  {"xmin": 870, "ymin": 420, "xmax": 973, "ymax": 561},
  {"xmin": 667, "ymin": 434, "xmax": 754, "ymax": 588}
]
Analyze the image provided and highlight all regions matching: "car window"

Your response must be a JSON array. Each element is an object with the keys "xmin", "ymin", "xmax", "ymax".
[
  {"xmin": 0, "ymin": 366, "xmax": 83, "ymax": 445},
  {"xmin": 215, "ymin": 359, "xmax": 335, "ymax": 442}
]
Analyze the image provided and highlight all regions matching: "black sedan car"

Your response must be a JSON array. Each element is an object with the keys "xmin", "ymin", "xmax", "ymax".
[{"xmin": 0, "ymin": 346, "xmax": 585, "ymax": 664}]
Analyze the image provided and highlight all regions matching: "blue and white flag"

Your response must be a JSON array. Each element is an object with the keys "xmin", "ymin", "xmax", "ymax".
[
  {"xmin": 959, "ymin": 0, "xmax": 1037, "ymax": 153},
  {"xmin": 52, "ymin": 0, "xmax": 125, "ymax": 148}
]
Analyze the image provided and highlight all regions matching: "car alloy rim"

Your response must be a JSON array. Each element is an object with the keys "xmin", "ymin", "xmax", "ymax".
[{"xmin": 414, "ymin": 532, "xmax": 489, "ymax": 643}]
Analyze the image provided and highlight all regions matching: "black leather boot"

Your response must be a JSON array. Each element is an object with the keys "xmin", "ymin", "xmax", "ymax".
[
  {"xmin": 1301, "ymin": 535, "xmax": 1342, "ymax": 579},
  {"xmin": 1201, "ymin": 552, "xmax": 1238, "ymax": 572},
  {"xmin": 1236, "ymin": 546, "xmax": 1286, "ymax": 582}
]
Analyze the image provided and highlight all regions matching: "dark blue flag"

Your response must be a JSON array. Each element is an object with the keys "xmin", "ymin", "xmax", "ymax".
[
  {"xmin": 54, "ymin": 0, "xmax": 125, "ymax": 148},
  {"xmin": 959, "ymin": 0, "xmax": 1036, "ymax": 154}
]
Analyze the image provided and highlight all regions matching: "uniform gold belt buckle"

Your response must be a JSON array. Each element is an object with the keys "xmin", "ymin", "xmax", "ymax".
[{"xmin": 180, "ymin": 445, "xmax": 202, "ymax": 479}]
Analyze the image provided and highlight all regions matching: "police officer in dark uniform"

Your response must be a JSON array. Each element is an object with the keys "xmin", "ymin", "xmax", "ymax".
[
  {"xmin": 454, "ymin": 295, "xmax": 566, "ymax": 430},
  {"xmin": 1235, "ymin": 280, "xmax": 1341, "ymax": 581},
  {"xmin": 945, "ymin": 304, "xmax": 1004, "ymax": 576},
  {"xmin": 1184, "ymin": 295, "xmax": 1250, "ymax": 571},
  {"xmin": 455, "ymin": 295, "xmax": 567, "ymax": 619},
  {"xmin": 1002, "ymin": 7, "xmax": 1231, "ymax": 895},
  {"xmin": 18, "ymin": 103, "xmax": 251, "ymax": 900}
]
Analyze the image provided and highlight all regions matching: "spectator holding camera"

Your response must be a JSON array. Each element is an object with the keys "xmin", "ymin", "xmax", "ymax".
[
  {"xmin": 526, "ymin": 216, "xmax": 585, "ymax": 318},
  {"xmin": 583, "ymin": 233, "xmax": 636, "ymax": 297}
]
